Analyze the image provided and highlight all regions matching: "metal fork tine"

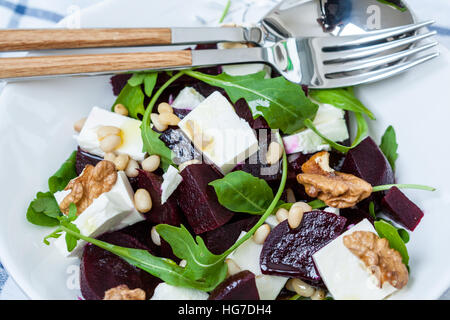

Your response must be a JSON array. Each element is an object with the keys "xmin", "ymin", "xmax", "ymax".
[
  {"xmin": 324, "ymin": 42, "xmax": 438, "ymax": 75},
  {"xmin": 320, "ymin": 20, "xmax": 435, "ymax": 50},
  {"xmin": 322, "ymin": 31, "xmax": 437, "ymax": 62},
  {"xmin": 324, "ymin": 52, "xmax": 439, "ymax": 88}
]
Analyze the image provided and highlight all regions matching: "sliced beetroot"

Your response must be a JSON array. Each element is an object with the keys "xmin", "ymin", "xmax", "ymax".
[
  {"xmin": 341, "ymin": 136, "xmax": 394, "ymax": 187},
  {"xmin": 110, "ymin": 74, "xmax": 132, "ymax": 96},
  {"xmin": 177, "ymin": 164, "xmax": 234, "ymax": 234},
  {"xmin": 202, "ymin": 215, "xmax": 259, "ymax": 255},
  {"xmin": 233, "ymin": 98, "xmax": 269, "ymax": 130},
  {"xmin": 340, "ymin": 207, "xmax": 374, "ymax": 230},
  {"xmin": 260, "ymin": 211, "xmax": 347, "ymax": 284},
  {"xmin": 381, "ymin": 187, "xmax": 424, "ymax": 231},
  {"xmin": 80, "ymin": 231, "xmax": 161, "ymax": 300},
  {"xmin": 137, "ymin": 170, "xmax": 182, "ymax": 226},
  {"xmin": 208, "ymin": 270, "xmax": 260, "ymax": 300},
  {"xmin": 76, "ymin": 147, "xmax": 102, "ymax": 175},
  {"xmin": 156, "ymin": 127, "xmax": 201, "ymax": 164}
]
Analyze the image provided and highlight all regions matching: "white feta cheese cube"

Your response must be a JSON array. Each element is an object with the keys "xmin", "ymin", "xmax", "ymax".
[
  {"xmin": 77, "ymin": 106, "xmax": 145, "ymax": 161},
  {"xmin": 150, "ymin": 283, "xmax": 209, "ymax": 300},
  {"xmin": 228, "ymin": 231, "xmax": 288, "ymax": 300},
  {"xmin": 264, "ymin": 215, "xmax": 280, "ymax": 229},
  {"xmin": 178, "ymin": 91, "xmax": 259, "ymax": 174},
  {"xmin": 323, "ymin": 207, "xmax": 340, "ymax": 216},
  {"xmin": 283, "ymin": 102, "xmax": 349, "ymax": 154},
  {"xmin": 222, "ymin": 64, "xmax": 271, "ymax": 78},
  {"xmin": 161, "ymin": 165, "xmax": 183, "ymax": 204},
  {"xmin": 53, "ymin": 171, "xmax": 144, "ymax": 257},
  {"xmin": 313, "ymin": 219, "xmax": 398, "ymax": 300},
  {"xmin": 171, "ymin": 87, "xmax": 205, "ymax": 110}
]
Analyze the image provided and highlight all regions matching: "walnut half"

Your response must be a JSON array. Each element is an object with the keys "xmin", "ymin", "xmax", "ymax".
[
  {"xmin": 297, "ymin": 151, "xmax": 372, "ymax": 208},
  {"xmin": 343, "ymin": 231, "xmax": 409, "ymax": 289},
  {"xmin": 103, "ymin": 285, "xmax": 146, "ymax": 300},
  {"xmin": 59, "ymin": 160, "xmax": 117, "ymax": 215}
]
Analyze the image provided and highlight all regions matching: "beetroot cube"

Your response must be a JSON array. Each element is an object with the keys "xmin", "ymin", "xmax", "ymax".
[
  {"xmin": 137, "ymin": 170, "xmax": 182, "ymax": 226},
  {"xmin": 341, "ymin": 136, "xmax": 394, "ymax": 187},
  {"xmin": 208, "ymin": 270, "xmax": 260, "ymax": 300},
  {"xmin": 260, "ymin": 211, "xmax": 347, "ymax": 285},
  {"xmin": 177, "ymin": 164, "xmax": 234, "ymax": 234},
  {"xmin": 381, "ymin": 187, "xmax": 424, "ymax": 231}
]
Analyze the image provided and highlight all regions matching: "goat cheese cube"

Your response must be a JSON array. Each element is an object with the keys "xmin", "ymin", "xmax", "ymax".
[
  {"xmin": 171, "ymin": 87, "xmax": 205, "ymax": 110},
  {"xmin": 282, "ymin": 103, "xmax": 349, "ymax": 154},
  {"xmin": 313, "ymin": 219, "xmax": 398, "ymax": 300},
  {"xmin": 178, "ymin": 91, "xmax": 259, "ymax": 174},
  {"xmin": 161, "ymin": 165, "xmax": 183, "ymax": 204},
  {"xmin": 228, "ymin": 231, "xmax": 288, "ymax": 300},
  {"xmin": 77, "ymin": 106, "xmax": 145, "ymax": 161},
  {"xmin": 53, "ymin": 171, "xmax": 144, "ymax": 257},
  {"xmin": 150, "ymin": 283, "xmax": 209, "ymax": 300}
]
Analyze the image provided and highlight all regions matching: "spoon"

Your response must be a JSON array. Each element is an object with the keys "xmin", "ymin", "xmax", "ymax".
[{"xmin": 0, "ymin": 0, "xmax": 417, "ymax": 52}]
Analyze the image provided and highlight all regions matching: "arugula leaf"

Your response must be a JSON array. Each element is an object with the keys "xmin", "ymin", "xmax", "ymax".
[
  {"xmin": 127, "ymin": 73, "xmax": 146, "ymax": 87},
  {"xmin": 397, "ymin": 228, "xmax": 410, "ymax": 244},
  {"xmin": 48, "ymin": 151, "xmax": 77, "ymax": 193},
  {"xmin": 143, "ymin": 73, "xmax": 158, "ymax": 97},
  {"xmin": 141, "ymin": 72, "xmax": 184, "ymax": 170},
  {"xmin": 374, "ymin": 219, "xmax": 409, "ymax": 266},
  {"xmin": 308, "ymin": 88, "xmax": 375, "ymax": 120},
  {"xmin": 209, "ymin": 171, "xmax": 274, "ymax": 214},
  {"xmin": 219, "ymin": 0, "xmax": 231, "ymax": 23},
  {"xmin": 368, "ymin": 201, "xmax": 376, "ymax": 219},
  {"xmin": 27, "ymin": 192, "xmax": 60, "ymax": 227},
  {"xmin": 380, "ymin": 125, "xmax": 399, "ymax": 171},
  {"xmin": 304, "ymin": 111, "xmax": 369, "ymax": 154},
  {"xmin": 308, "ymin": 199, "xmax": 326, "ymax": 210},
  {"xmin": 112, "ymin": 83, "xmax": 146, "ymax": 119},
  {"xmin": 372, "ymin": 184, "xmax": 435, "ymax": 192},
  {"xmin": 184, "ymin": 70, "xmax": 318, "ymax": 135}
]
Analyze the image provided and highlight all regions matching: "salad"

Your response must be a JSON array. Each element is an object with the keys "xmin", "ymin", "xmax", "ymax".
[{"xmin": 26, "ymin": 42, "xmax": 435, "ymax": 300}]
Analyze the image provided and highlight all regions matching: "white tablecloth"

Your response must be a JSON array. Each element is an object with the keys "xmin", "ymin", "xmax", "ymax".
[{"xmin": 0, "ymin": 0, "xmax": 449, "ymax": 300}]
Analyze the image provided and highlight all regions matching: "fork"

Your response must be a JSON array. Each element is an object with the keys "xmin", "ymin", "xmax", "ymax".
[{"xmin": 0, "ymin": 21, "xmax": 438, "ymax": 88}]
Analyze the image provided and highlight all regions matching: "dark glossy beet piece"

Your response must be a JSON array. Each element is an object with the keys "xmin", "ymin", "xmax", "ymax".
[
  {"xmin": 177, "ymin": 164, "xmax": 234, "ymax": 234},
  {"xmin": 75, "ymin": 147, "xmax": 102, "ymax": 175},
  {"xmin": 340, "ymin": 208, "xmax": 374, "ymax": 230},
  {"xmin": 233, "ymin": 98, "xmax": 270, "ymax": 130},
  {"xmin": 381, "ymin": 187, "xmax": 424, "ymax": 231},
  {"xmin": 260, "ymin": 211, "xmax": 347, "ymax": 284},
  {"xmin": 80, "ymin": 231, "xmax": 161, "ymax": 300},
  {"xmin": 110, "ymin": 74, "xmax": 132, "ymax": 96},
  {"xmin": 208, "ymin": 270, "xmax": 260, "ymax": 300},
  {"xmin": 119, "ymin": 220, "xmax": 160, "ymax": 253},
  {"xmin": 157, "ymin": 128, "xmax": 201, "ymax": 164},
  {"xmin": 202, "ymin": 215, "xmax": 259, "ymax": 254},
  {"xmin": 341, "ymin": 136, "xmax": 394, "ymax": 187},
  {"xmin": 137, "ymin": 170, "xmax": 182, "ymax": 226}
]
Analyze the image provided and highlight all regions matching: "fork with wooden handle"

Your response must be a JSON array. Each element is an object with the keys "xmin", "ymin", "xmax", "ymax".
[{"xmin": 0, "ymin": 22, "xmax": 438, "ymax": 88}]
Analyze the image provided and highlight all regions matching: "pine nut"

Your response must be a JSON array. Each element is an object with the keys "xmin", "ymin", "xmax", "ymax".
[
  {"xmin": 157, "ymin": 102, "xmax": 173, "ymax": 114},
  {"xmin": 114, "ymin": 154, "xmax": 129, "ymax": 171},
  {"xmin": 286, "ymin": 188, "xmax": 296, "ymax": 203},
  {"xmin": 151, "ymin": 226, "xmax": 161, "ymax": 246},
  {"xmin": 104, "ymin": 152, "xmax": 116, "ymax": 162},
  {"xmin": 142, "ymin": 155, "xmax": 160, "ymax": 172},
  {"xmin": 159, "ymin": 112, "xmax": 181, "ymax": 126},
  {"xmin": 276, "ymin": 208, "xmax": 289, "ymax": 222},
  {"xmin": 311, "ymin": 289, "xmax": 326, "ymax": 300},
  {"xmin": 114, "ymin": 103, "xmax": 129, "ymax": 116},
  {"xmin": 266, "ymin": 141, "xmax": 283, "ymax": 165},
  {"xmin": 225, "ymin": 258, "xmax": 241, "ymax": 277},
  {"xmin": 179, "ymin": 259, "xmax": 187, "ymax": 268},
  {"xmin": 151, "ymin": 113, "xmax": 168, "ymax": 132},
  {"xmin": 288, "ymin": 206, "xmax": 304, "ymax": 229},
  {"xmin": 97, "ymin": 125, "xmax": 121, "ymax": 140},
  {"xmin": 292, "ymin": 201, "xmax": 312, "ymax": 213},
  {"xmin": 73, "ymin": 117, "xmax": 87, "ymax": 132},
  {"xmin": 253, "ymin": 224, "xmax": 271, "ymax": 244},
  {"xmin": 287, "ymin": 278, "xmax": 315, "ymax": 297},
  {"xmin": 134, "ymin": 189, "xmax": 152, "ymax": 213},
  {"xmin": 178, "ymin": 159, "xmax": 201, "ymax": 172},
  {"xmin": 125, "ymin": 159, "xmax": 140, "ymax": 178},
  {"xmin": 99, "ymin": 135, "xmax": 121, "ymax": 153}
]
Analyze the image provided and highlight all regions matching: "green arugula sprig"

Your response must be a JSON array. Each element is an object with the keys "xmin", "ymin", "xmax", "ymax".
[
  {"xmin": 51, "ymin": 134, "xmax": 288, "ymax": 292},
  {"xmin": 27, "ymin": 151, "xmax": 77, "ymax": 227},
  {"xmin": 219, "ymin": 0, "xmax": 231, "ymax": 23},
  {"xmin": 379, "ymin": 125, "xmax": 399, "ymax": 171},
  {"xmin": 44, "ymin": 203, "xmax": 80, "ymax": 252},
  {"xmin": 184, "ymin": 70, "xmax": 319, "ymax": 135},
  {"xmin": 374, "ymin": 219, "xmax": 410, "ymax": 266}
]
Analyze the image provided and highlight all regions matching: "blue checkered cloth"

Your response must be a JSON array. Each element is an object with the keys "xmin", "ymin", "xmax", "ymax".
[{"xmin": 0, "ymin": 0, "xmax": 449, "ymax": 300}]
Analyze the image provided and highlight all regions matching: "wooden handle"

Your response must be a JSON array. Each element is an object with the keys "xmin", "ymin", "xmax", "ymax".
[
  {"xmin": 0, "ymin": 50, "xmax": 192, "ymax": 79},
  {"xmin": 0, "ymin": 28, "xmax": 172, "ymax": 51}
]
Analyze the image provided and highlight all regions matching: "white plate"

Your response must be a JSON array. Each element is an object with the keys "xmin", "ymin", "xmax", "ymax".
[{"xmin": 0, "ymin": 0, "xmax": 449, "ymax": 300}]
